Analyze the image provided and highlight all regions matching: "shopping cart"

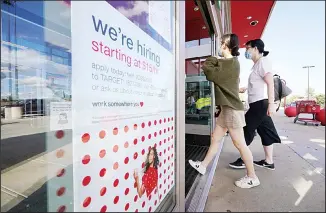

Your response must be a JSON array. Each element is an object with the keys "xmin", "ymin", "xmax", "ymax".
[{"xmin": 293, "ymin": 100, "xmax": 321, "ymax": 126}]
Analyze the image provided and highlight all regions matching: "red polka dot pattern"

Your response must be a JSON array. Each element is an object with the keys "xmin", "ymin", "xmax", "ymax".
[{"xmin": 76, "ymin": 116, "xmax": 175, "ymax": 211}]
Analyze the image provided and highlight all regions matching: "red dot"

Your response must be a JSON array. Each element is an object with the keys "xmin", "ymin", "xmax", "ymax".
[
  {"xmin": 154, "ymin": 143, "xmax": 157, "ymax": 148},
  {"xmin": 134, "ymin": 152, "xmax": 138, "ymax": 160},
  {"xmin": 168, "ymin": 137, "xmax": 170, "ymax": 141},
  {"xmin": 114, "ymin": 196, "xmax": 119, "ymax": 204},
  {"xmin": 142, "ymin": 201, "xmax": 146, "ymax": 208},
  {"xmin": 149, "ymin": 207, "xmax": 152, "ymax": 212},
  {"xmin": 125, "ymin": 188, "xmax": 130, "ymax": 195},
  {"xmin": 168, "ymin": 127, "xmax": 170, "ymax": 131},
  {"xmin": 113, "ymin": 179, "xmax": 119, "ymax": 187},
  {"xmin": 164, "ymin": 118, "xmax": 166, "ymax": 123},
  {"xmin": 164, "ymin": 129, "xmax": 166, "ymax": 133},
  {"xmin": 160, "ymin": 195, "xmax": 162, "ymax": 199},
  {"xmin": 159, "ymin": 119, "xmax": 162, "ymax": 124},
  {"xmin": 113, "ymin": 162, "xmax": 119, "ymax": 170},
  {"xmin": 82, "ymin": 176, "xmax": 91, "ymax": 186},
  {"xmin": 160, "ymin": 173, "xmax": 162, "ymax": 178},
  {"xmin": 134, "ymin": 195, "xmax": 138, "ymax": 202},
  {"xmin": 168, "ymin": 156, "xmax": 170, "ymax": 160},
  {"xmin": 148, "ymin": 121, "xmax": 152, "ymax": 126},
  {"xmin": 134, "ymin": 138, "xmax": 138, "ymax": 145},
  {"xmin": 135, "ymin": 209, "xmax": 138, "ymax": 213},
  {"xmin": 142, "ymin": 123, "xmax": 145, "ymax": 128},
  {"xmin": 164, "ymin": 139, "xmax": 166, "ymax": 143},
  {"xmin": 56, "ymin": 187, "xmax": 65, "ymax": 196},
  {"xmin": 142, "ymin": 162, "xmax": 145, "ymax": 168},
  {"xmin": 83, "ymin": 197, "xmax": 91, "ymax": 207},
  {"xmin": 159, "ymin": 162, "xmax": 162, "ymax": 167},
  {"xmin": 164, "ymin": 169, "xmax": 166, "ymax": 174},
  {"xmin": 159, "ymin": 141, "xmax": 162, "ymax": 146},
  {"xmin": 57, "ymin": 205, "xmax": 66, "ymax": 212},
  {"xmin": 149, "ymin": 195, "xmax": 152, "ymax": 200},
  {"xmin": 124, "ymin": 157, "xmax": 129, "ymax": 164},
  {"xmin": 172, "ymin": 126, "xmax": 174, "ymax": 130},
  {"xmin": 164, "ymin": 189, "xmax": 166, "ymax": 194},
  {"xmin": 124, "ymin": 142, "xmax": 129, "ymax": 148},
  {"xmin": 57, "ymin": 168, "xmax": 65, "ymax": 177},
  {"xmin": 154, "ymin": 132, "xmax": 157, "ymax": 137},
  {"xmin": 124, "ymin": 125, "xmax": 129, "ymax": 133},
  {"xmin": 113, "ymin": 145, "xmax": 119, "ymax": 153},
  {"xmin": 134, "ymin": 124, "xmax": 138, "ymax": 130},
  {"xmin": 159, "ymin": 184, "xmax": 162, "ymax": 189},
  {"xmin": 172, "ymin": 135, "xmax": 174, "ymax": 139},
  {"xmin": 56, "ymin": 130, "xmax": 64, "ymax": 139},
  {"xmin": 154, "ymin": 120, "xmax": 157, "ymax": 125},
  {"xmin": 159, "ymin": 130, "xmax": 162, "ymax": 135},
  {"xmin": 113, "ymin": 127, "xmax": 118, "ymax": 135},
  {"xmin": 99, "ymin": 130, "xmax": 106, "ymax": 139},
  {"xmin": 148, "ymin": 134, "xmax": 152, "ymax": 139},
  {"xmin": 159, "ymin": 152, "xmax": 162, "ymax": 156},
  {"xmin": 99, "ymin": 168, "xmax": 106, "ymax": 177},
  {"xmin": 155, "ymin": 200, "xmax": 157, "ymax": 205},
  {"xmin": 168, "ymin": 118, "xmax": 170, "ymax": 122},
  {"xmin": 164, "ymin": 149, "xmax": 166, "ymax": 154},
  {"xmin": 164, "ymin": 159, "xmax": 166, "ymax": 164},
  {"xmin": 82, "ymin": 133, "xmax": 90, "ymax": 143},
  {"xmin": 164, "ymin": 179, "xmax": 166, "ymax": 184},
  {"xmin": 142, "ymin": 149, "xmax": 145, "ymax": 155},
  {"xmin": 82, "ymin": 155, "xmax": 91, "ymax": 164},
  {"xmin": 99, "ymin": 149, "xmax": 106, "ymax": 158},
  {"xmin": 125, "ymin": 172, "xmax": 130, "ymax": 180},
  {"xmin": 100, "ymin": 205, "xmax": 107, "ymax": 212},
  {"xmin": 100, "ymin": 187, "xmax": 107, "ymax": 196},
  {"xmin": 125, "ymin": 203, "xmax": 130, "ymax": 211},
  {"xmin": 172, "ymin": 117, "xmax": 174, "ymax": 121},
  {"xmin": 141, "ymin": 136, "xmax": 145, "ymax": 142}
]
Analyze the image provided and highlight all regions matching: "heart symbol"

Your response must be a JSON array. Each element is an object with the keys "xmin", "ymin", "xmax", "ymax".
[{"xmin": 140, "ymin": 102, "xmax": 144, "ymax": 107}]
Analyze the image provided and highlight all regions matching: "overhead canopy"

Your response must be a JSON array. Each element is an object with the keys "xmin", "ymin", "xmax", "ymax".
[
  {"xmin": 185, "ymin": 1, "xmax": 210, "ymax": 42},
  {"xmin": 231, "ymin": 1, "xmax": 275, "ymax": 48}
]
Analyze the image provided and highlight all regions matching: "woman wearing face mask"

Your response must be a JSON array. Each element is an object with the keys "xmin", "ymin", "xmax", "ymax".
[
  {"xmin": 189, "ymin": 34, "xmax": 260, "ymax": 189},
  {"xmin": 229, "ymin": 39, "xmax": 281, "ymax": 170}
]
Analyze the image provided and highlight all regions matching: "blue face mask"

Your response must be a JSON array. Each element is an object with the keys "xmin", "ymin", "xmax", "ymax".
[
  {"xmin": 218, "ymin": 49, "xmax": 223, "ymax": 57},
  {"xmin": 245, "ymin": 51, "xmax": 252, "ymax": 59}
]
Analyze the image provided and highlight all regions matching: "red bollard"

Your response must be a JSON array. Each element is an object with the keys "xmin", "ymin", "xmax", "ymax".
[{"xmin": 285, "ymin": 106, "xmax": 296, "ymax": 117}]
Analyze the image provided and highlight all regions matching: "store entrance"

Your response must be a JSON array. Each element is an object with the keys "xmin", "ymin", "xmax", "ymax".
[{"xmin": 184, "ymin": 60, "xmax": 214, "ymax": 197}]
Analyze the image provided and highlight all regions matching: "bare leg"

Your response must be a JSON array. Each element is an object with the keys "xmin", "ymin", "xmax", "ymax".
[
  {"xmin": 228, "ymin": 127, "xmax": 256, "ymax": 178},
  {"xmin": 201, "ymin": 125, "xmax": 227, "ymax": 168},
  {"xmin": 263, "ymin": 145, "xmax": 274, "ymax": 164}
]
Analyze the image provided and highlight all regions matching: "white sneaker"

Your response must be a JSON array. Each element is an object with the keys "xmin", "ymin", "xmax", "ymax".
[
  {"xmin": 234, "ymin": 175, "xmax": 260, "ymax": 189},
  {"xmin": 189, "ymin": 160, "xmax": 206, "ymax": 175}
]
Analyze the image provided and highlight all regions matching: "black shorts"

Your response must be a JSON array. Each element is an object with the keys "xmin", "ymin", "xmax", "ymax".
[{"xmin": 244, "ymin": 99, "xmax": 281, "ymax": 146}]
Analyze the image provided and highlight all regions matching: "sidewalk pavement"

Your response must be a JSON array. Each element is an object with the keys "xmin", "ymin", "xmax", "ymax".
[{"xmin": 204, "ymin": 112, "xmax": 325, "ymax": 212}]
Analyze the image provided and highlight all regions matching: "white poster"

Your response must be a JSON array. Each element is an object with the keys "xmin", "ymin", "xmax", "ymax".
[
  {"xmin": 50, "ymin": 102, "xmax": 72, "ymax": 131},
  {"xmin": 148, "ymin": 1, "xmax": 172, "ymax": 44},
  {"xmin": 71, "ymin": 1, "xmax": 175, "ymax": 212}
]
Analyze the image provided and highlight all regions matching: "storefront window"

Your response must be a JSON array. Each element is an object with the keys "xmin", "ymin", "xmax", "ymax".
[{"xmin": 1, "ymin": 0, "xmax": 177, "ymax": 212}]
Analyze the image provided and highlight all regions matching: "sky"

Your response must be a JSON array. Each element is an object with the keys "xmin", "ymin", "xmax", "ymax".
[{"xmin": 238, "ymin": 1, "xmax": 325, "ymax": 96}]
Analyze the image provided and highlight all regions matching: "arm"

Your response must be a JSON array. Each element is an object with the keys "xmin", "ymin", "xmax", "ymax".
[
  {"xmin": 134, "ymin": 170, "xmax": 145, "ymax": 198},
  {"xmin": 260, "ymin": 59, "xmax": 275, "ymax": 115},
  {"xmin": 263, "ymin": 73, "xmax": 275, "ymax": 104},
  {"xmin": 202, "ymin": 57, "xmax": 220, "ymax": 81}
]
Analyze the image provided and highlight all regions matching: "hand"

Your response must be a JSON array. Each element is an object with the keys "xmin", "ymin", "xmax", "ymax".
[
  {"xmin": 133, "ymin": 169, "xmax": 138, "ymax": 180},
  {"xmin": 239, "ymin": 87, "xmax": 247, "ymax": 93},
  {"xmin": 267, "ymin": 103, "xmax": 276, "ymax": 116}
]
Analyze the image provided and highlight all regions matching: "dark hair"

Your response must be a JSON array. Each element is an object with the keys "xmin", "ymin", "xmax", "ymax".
[
  {"xmin": 221, "ymin": 33, "xmax": 240, "ymax": 57},
  {"xmin": 144, "ymin": 147, "xmax": 159, "ymax": 173},
  {"xmin": 245, "ymin": 39, "xmax": 269, "ymax": 56}
]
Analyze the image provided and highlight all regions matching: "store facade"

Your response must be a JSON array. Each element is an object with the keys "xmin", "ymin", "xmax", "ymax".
[{"xmin": 1, "ymin": 0, "xmax": 274, "ymax": 212}]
